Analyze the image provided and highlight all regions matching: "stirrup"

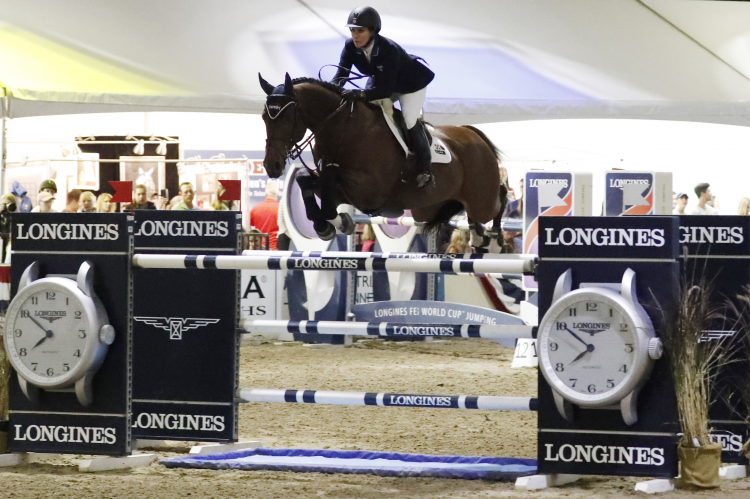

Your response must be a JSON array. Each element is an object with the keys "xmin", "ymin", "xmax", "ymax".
[{"xmin": 416, "ymin": 172, "xmax": 434, "ymax": 189}]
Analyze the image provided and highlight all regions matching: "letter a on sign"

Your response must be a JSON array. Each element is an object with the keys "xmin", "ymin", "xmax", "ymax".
[{"xmin": 243, "ymin": 275, "xmax": 265, "ymax": 299}]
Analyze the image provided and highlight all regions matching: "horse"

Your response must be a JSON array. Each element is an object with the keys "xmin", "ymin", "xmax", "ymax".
[{"xmin": 259, "ymin": 73, "xmax": 507, "ymax": 247}]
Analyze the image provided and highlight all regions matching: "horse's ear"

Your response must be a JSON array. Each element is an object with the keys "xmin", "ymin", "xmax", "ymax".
[
  {"xmin": 284, "ymin": 73, "xmax": 294, "ymax": 96},
  {"xmin": 258, "ymin": 73, "xmax": 275, "ymax": 95}
]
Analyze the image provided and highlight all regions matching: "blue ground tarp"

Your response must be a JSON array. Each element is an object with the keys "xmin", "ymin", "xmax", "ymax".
[{"xmin": 161, "ymin": 448, "xmax": 537, "ymax": 481}]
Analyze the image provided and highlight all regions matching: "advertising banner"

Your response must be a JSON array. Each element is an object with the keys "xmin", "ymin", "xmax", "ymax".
[
  {"xmin": 604, "ymin": 171, "xmax": 672, "ymax": 216},
  {"xmin": 522, "ymin": 172, "xmax": 592, "ymax": 290}
]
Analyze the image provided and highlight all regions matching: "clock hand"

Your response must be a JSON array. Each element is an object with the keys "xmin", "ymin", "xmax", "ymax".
[
  {"xmin": 565, "ymin": 327, "xmax": 590, "ymax": 348},
  {"xmin": 569, "ymin": 342, "xmax": 595, "ymax": 365},
  {"xmin": 32, "ymin": 333, "xmax": 51, "ymax": 349},
  {"xmin": 28, "ymin": 315, "xmax": 52, "ymax": 335}
]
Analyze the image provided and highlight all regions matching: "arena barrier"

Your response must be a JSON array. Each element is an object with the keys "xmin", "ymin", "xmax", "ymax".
[
  {"xmin": 132, "ymin": 254, "xmax": 536, "ymax": 274},
  {"xmin": 350, "ymin": 214, "xmax": 523, "ymax": 233},
  {"xmin": 243, "ymin": 319, "xmax": 535, "ymax": 341},
  {"xmin": 239, "ymin": 389, "xmax": 537, "ymax": 411}
]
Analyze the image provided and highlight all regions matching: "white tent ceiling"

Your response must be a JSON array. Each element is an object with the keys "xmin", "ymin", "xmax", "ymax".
[{"xmin": 2, "ymin": 0, "xmax": 750, "ymax": 125}]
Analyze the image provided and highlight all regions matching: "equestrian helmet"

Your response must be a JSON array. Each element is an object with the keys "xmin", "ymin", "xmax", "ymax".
[{"xmin": 346, "ymin": 6, "xmax": 381, "ymax": 33}]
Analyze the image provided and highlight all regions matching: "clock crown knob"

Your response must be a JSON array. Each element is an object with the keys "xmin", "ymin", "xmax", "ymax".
[
  {"xmin": 648, "ymin": 337, "xmax": 663, "ymax": 360},
  {"xmin": 99, "ymin": 324, "xmax": 115, "ymax": 346}
]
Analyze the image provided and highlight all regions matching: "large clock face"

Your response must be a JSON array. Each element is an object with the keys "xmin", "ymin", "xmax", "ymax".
[
  {"xmin": 540, "ymin": 294, "xmax": 639, "ymax": 404},
  {"xmin": 7, "ymin": 285, "xmax": 90, "ymax": 385}
]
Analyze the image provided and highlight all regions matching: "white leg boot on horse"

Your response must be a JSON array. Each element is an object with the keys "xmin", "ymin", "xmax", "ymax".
[{"xmin": 470, "ymin": 222, "xmax": 491, "ymax": 253}]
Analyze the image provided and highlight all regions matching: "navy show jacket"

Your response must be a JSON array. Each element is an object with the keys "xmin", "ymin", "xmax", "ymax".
[{"xmin": 332, "ymin": 34, "xmax": 434, "ymax": 101}]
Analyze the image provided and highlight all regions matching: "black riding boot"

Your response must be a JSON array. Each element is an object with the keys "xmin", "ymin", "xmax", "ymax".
[{"xmin": 408, "ymin": 122, "xmax": 433, "ymax": 189}]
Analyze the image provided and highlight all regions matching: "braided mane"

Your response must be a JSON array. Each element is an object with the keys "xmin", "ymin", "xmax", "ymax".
[{"xmin": 291, "ymin": 77, "xmax": 343, "ymax": 96}]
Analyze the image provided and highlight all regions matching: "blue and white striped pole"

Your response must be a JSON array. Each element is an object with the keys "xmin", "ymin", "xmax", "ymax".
[
  {"xmin": 132, "ymin": 254, "xmax": 535, "ymax": 274},
  {"xmin": 243, "ymin": 319, "xmax": 535, "ymax": 340},
  {"xmin": 239, "ymin": 388, "xmax": 537, "ymax": 411},
  {"xmin": 241, "ymin": 249, "xmax": 534, "ymax": 261}
]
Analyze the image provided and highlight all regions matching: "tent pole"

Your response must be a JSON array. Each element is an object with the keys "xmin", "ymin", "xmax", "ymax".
[{"xmin": 1, "ymin": 96, "xmax": 7, "ymax": 196}]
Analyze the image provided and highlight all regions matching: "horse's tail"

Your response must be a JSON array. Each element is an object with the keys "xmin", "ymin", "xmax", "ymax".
[
  {"xmin": 423, "ymin": 200, "xmax": 464, "ymax": 238},
  {"xmin": 462, "ymin": 125, "xmax": 503, "ymax": 163}
]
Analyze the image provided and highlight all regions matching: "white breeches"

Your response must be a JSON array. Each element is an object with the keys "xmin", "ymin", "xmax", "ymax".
[{"xmin": 392, "ymin": 87, "xmax": 427, "ymax": 129}]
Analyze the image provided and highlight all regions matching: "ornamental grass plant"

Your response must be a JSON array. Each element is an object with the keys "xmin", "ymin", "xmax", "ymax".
[{"xmin": 659, "ymin": 278, "xmax": 735, "ymax": 488}]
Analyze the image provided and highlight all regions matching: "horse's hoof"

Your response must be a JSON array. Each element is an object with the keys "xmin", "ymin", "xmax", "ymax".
[
  {"xmin": 315, "ymin": 223, "xmax": 336, "ymax": 241},
  {"xmin": 338, "ymin": 213, "xmax": 355, "ymax": 235}
]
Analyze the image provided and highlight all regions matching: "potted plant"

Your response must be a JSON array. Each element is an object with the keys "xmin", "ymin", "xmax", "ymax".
[{"xmin": 661, "ymin": 284, "xmax": 732, "ymax": 488}]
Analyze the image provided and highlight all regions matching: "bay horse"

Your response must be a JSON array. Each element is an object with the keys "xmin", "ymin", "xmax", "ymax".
[{"xmin": 259, "ymin": 73, "xmax": 507, "ymax": 245}]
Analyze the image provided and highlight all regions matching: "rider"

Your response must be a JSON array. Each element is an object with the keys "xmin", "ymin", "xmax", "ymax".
[{"xmin": 332, "ymin": 6, "xmax": 435, "ymax": 189}]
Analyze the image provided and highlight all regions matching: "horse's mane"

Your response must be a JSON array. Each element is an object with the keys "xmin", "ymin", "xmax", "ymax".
[{"xmin": 291, "ymin": 77, "xmax": 343, "ymax": 96}]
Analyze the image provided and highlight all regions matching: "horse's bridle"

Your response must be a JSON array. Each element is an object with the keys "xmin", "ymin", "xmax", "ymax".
[{"xmin": 264, "ymin": 94, "xmax": 350, "ymax": 173}]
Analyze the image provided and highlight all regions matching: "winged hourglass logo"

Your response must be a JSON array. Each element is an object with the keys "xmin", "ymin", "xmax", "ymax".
[{"xmin": 133, "ymin": 317, "xmax": 220, "ymax": 340}]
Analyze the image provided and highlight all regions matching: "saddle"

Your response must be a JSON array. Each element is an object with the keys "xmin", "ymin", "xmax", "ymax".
[{"xmin": 374, "ymin": 99, "xmax": 452, "ymax": 164}]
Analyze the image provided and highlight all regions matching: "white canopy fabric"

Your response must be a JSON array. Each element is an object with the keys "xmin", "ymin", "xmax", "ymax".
[{"xmin": 2, "ymin": 0, "xmax": 750, "ymax": 125}]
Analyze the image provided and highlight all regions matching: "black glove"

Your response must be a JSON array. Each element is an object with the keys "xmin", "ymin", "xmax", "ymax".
[{"xmin": 341, "ymin": 89, "xmax": 365, "ymax": 102}]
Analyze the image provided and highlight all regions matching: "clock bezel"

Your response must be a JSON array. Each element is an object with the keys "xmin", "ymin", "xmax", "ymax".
[
  {"xmin": 5, "ymin": 278, "xmax": 101, "ymax": 388},
  {"xmin": 538, "ymin": 287, "xmax": 654, "ymax": 407}
]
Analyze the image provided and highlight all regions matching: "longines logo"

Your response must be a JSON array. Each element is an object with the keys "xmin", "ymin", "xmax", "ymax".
[
  {"xmin": 291, "ymin": 258, "xmax": 358, "ymax": 270},
  {"xmin": 135, "ymin": 220, "xmax": 229, "ymax": 238},
  {"xmin": 679, "ymin": 226, "xmax": 744, "ymax": 244},
  {"xmin": 545, "ymin": 227, "xmax": 665, "ymax": 247},
  {"xmin": 393, "ymin": 326, "xmax": 455, "ymax": 336},
  {"xmin": 572, "ymin": 323, "xmax": 610, "ymax": 335},
  {"xmin": 132, "ymin": 413, "xmax": 225, "ymax": 432},
  {"xmin": 609, "ymin": 179, "xmax": 649, "ymax": 188},
  {"xmin": 14, "ymin": 424, "xmax": 117, "ymax": 444},
  {"xmin": 386, "ymin": 395, "xmax": 452, "ymax": 407},
  {"xmin": 16, "ymin": 223, "xmax": 119, "ymax": 241},
  {"xmin": 133, "ymin": 317, "xmax": 221, "ymax": 340},
  {"xmin": 35, "ymin": 310, "xmax": 66, "ymax": 323},
  {"xmin": 709, "ymin": 430, "xmax": 743, "ymax": 453},
  {"xmin": 529, "ymin": 178, "xmax": 568, "ymax": 188},
  {"xmin": 544, "ymin": 443, "xmax": 665, "ymax": 466}
]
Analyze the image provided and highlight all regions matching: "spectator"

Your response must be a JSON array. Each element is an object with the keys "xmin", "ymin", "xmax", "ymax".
[
  {"xmin": 39, "ymin": 179, "xmax": 57, "ymax": 197},
  {"xmin": 498, "ymin": 165, "xmax": 510, "ymax": 192},
  {"xmin": 11, "ymin": 181, "xmax": 32, "ymax": 213},
  {"xmin": 63, "ymin": 189, "xmax": 82, "ymax": 213},
  {"xmin": 690, "ymin": 183, "xmax": 718, "ymax": 215},
  {"xmin": 361, "ymin": 224, "xmax": 376, "ymax": 252},
  {"xmin": 673, "ymin": 192, "xmax": 688, "ymax": 215},
  {"xmin": 132, "ymin": 184, "xmax": 156, "ymax": 210},
  {"xmin": 504, "ymin": 179, "xmax": 523, "ymax": 218},
  {"xmin": 446, "ymin": 229, "xmax": 471, "ymax": 254},
  {"xmin": 0, "ymin": 193, "xmax": 16, "ymax": 262},
  {"xmin": 31, "ymin": 180, "xmax": 58, "ymax": 212},
  {"xmin": 79, "ymin": 191, "xmax": 96, "ymax": 212},
  {"xmin": 249, "ymin": 181, "xmax": 280, "ymax": 250},
  {"xmin": 96, "ymin": 193, "xmax": 116, "ymax": 213},
  {"xmin": 276, "ymin": 200, "xmax": 291, "ymax": 251},
  {"xmin": 36, "ymin": 192, "xmax": 56, "ymax": 213},
  {"xmin": 171, "ymin": 183, "xmax": 201, "ymax": 211},
  {"xmin": 738, "ymin": 197, "xmax": 750, "ymax": 216}
]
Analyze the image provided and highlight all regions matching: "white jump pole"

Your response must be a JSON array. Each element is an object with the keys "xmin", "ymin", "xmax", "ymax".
[
  {"xmin": 243, "ymin": 319, "xmax": 535, "ymax": 340},
  {"xmin": 132, "ymin": 254, "xmax": 536, "ymax": 274},
  {"xmin": 241, "ymin": 249, "xmax": 536, "ymax": 261},
  {"xmin": 238, "ymin": 388, "xmax": 537, "ymax": 411}
]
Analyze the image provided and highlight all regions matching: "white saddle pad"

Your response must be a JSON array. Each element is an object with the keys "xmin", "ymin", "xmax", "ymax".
[{"xmin": 377, "ymin": 100, "xmax": 452, "ymax": 164}]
